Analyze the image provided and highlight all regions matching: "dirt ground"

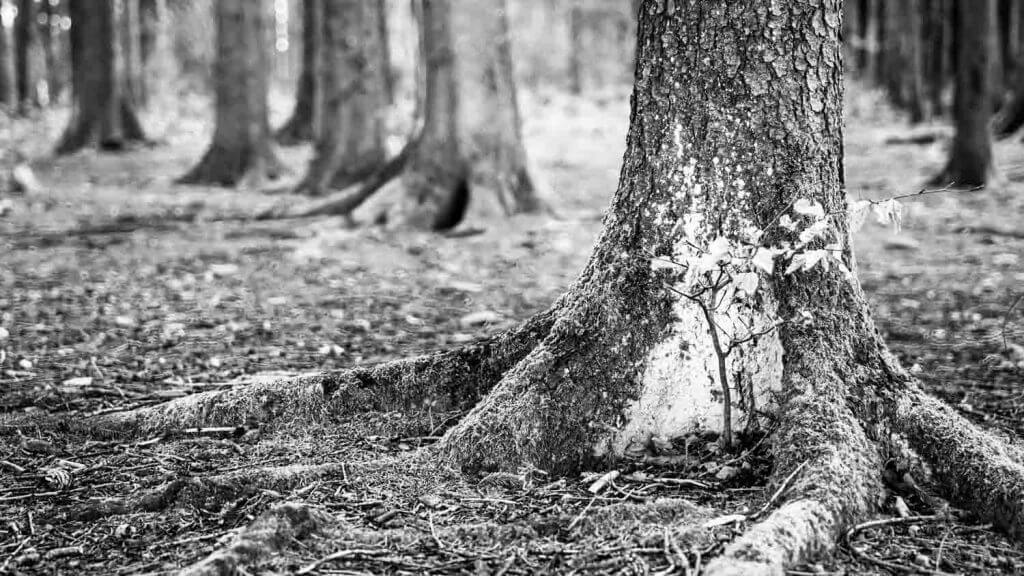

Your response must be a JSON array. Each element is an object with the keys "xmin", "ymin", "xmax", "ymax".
[{"xmin": 1, "ymin": 85, "xmax": 1023, "ymax": 574}]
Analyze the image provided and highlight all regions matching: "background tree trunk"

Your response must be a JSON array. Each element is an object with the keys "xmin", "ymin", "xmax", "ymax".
[
  {"xmin": 57, "ymin": 0, "xmax": 146, "ymax": 154},
  {"xmin": 139, "ymin": 0, "xmax": 172, "ymax": 107},
  {"xmin": 295, "ymin": 0, "xmax": 388, "ymax": 196},
  {"xmin": 275, "ymin": 0, "xmax": 319, "ymax": 145},
  {"xmin": 924, "ymin": 0, "xmax": 950, "ymax": 117},
  {"xmin": 123, "ymin": 0, "xmax": 145, "ymax": 106},
  {"xmin": 179, "ymin": 0, "xmax": 282, "ymax": 187},
  {"xmin": 568, "ymin": 0, "xmax": 583, "ymax": 95},
  {"xmin": 935, "ymin": 0, "xmax": 994, "ymax": 186},
  {"xmin": 383, "ymin": 0, "xmax": 542, "ymax": 229},
  {"xmin": 14, "ymin": 0, "xmax": 39, "ymax": 110},
  {"xmin": 0, "ymin": 0, "xmax": 16, "ymax": 108}
]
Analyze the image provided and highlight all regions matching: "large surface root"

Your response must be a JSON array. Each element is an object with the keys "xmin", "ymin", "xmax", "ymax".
[
  {"xmin": 82, "ymin": 309, "xmax": 555, "ymax": 439},
  {"xmin": 896, "ymin": 388, "xmax": 1024, "ymax": 536},
  {"xmin": 704, "ymin": 374, "xmax": 883, "ymax": 576}
]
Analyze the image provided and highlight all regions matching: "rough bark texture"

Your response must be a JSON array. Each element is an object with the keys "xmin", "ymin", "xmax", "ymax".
[
  {"xmin": 384, "ymin": 0, "xmax": 542, "ymax": 229},
  {"xmin": 179, "ymin": 0, "xmax": 282, "ymax": 187},
  {"xmin": 0, "ymin": 0, "xmax": 16, "ymax": 108},
  {"xmin": 294, "ymin": 0, "xmax": 388, "ymax": 196},
  {"xmin": 56, "ymin": 0, "xmax": 147, "ymax": 154},
  {"xmin": 275, "ymin": 0, "xmax": 319, "ymax": 145},
  {"xmin": 933, "ymin": 0, "xmax": 994, "ymax": 186}
]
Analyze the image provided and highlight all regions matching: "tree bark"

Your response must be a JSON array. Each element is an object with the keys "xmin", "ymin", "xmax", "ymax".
[
  {"xmin": 275, "ymin": 0, "xmax": 319, "ymax": 145},
  {"xmin": 294, "ymin": 0, "xmax": 388, "ymax": 196},
  {"xmin": 56, "ymin": 0, "xmax": 147, "ymax": 154},
  {"xmin": 139, "ymin": 0, "xmax": 172, "ymax": 107},
  {"xmin": 924, "ymin": 0, "xmax": 950, "ymax": 118},
  {"xmin": 0, "ymin": 0, "xmax": 16, "ymax": 108},
  {"xmin": 933, "ymin": 0, "xmax": 995, "ymax": 186},
  {"xmin": 179, "ymin": 0, "xmax": 282, "ymax": 187}
]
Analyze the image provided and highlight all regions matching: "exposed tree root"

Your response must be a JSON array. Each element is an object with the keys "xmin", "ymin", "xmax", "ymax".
[
  {"xmin": 256, "ymin": 142, "xmax": 412, "ymax": 220},
  {"xmin": 178, "ymin": 144, "xmax": 286, "ymax": 188},
  {"xmin": 704, "ymin": 373, "xmax": 883, "ymax": 576},
  {"xmin": 80, "ymin": 309, "xmax": 554, "ymax": 439},
  {"xmin": 895, "ymin": 388, "xmax": 1024, "ymax": 536},
  {"xmin": 180, "ymin": 502, "xmax": 332, "ymax": 576}
]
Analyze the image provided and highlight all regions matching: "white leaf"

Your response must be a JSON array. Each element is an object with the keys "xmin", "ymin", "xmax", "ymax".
[
  {"xmin": 650, "ymin": 258, "xmax": 680, "ymax": 272},
  {"xmin": 784, "ymin": 254, "xmax": 805, "ymax": 275},
  {"xmin": 849, "ymin": 200, "xmax": 871, "ymax": 232},
  {"xmin": 873, "ymin": 199, "xmax": 904, "ymax": 232},
  {"xmin": 793, "ymin": 198, "xmax": 825, "ymax": 219},
  {"xmin": 778, "ymin": 214, "xmax": 798, "ymax": 232},
  {"xmin": 798, "ymin": 220, "xmax": 830, "ymax": 245},
  {"xmin": 706, "ymin": 237, "xmax": 732, "ymax": 263},
  {"xmin": 733, "ymin": 272, "xmax": 759, "ymax": 297},
  {"xmin": 751, "ymin": 248, "xmax": 776, "ymax": 275},
  {"xmin": 801, "ymin": 249, "xmax": 828, "ymax": 271}
]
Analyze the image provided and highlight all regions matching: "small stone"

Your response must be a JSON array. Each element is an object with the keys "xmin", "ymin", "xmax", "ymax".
[
  {"xmin": 459, "ymin": 311, "xmax": 502, "ymax": 328},
  {"xmin": 913, "ymin": 553, "xmax": 931, "ymax": 567},
  {"xmin": 0, "ymin": 326, "xmax": 9, "ymax": 341},
  {"xmin": 419, "ymin": 494, "xmax": 443, "ymax": 509}
]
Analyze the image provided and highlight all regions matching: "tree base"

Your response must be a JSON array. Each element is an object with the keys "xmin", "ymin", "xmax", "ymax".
[
  {"xmin": 178, "ymin": 143, "xmax": 286, "ymax": 188},
  {"xmin": 55, "ymin": 102, "xmax": 148, "ymax": 155}
]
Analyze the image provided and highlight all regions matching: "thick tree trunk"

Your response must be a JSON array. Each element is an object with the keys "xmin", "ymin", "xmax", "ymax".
[
  {"xmin": 179, "ymin": 0, "xmax": 282, "ymax": 187},
  {"xmin": 56, "ymin": 0, "xmax": 147, "ymax": 154},
  {"xmin": 275, "ymin": 0, "xmax": 319, "ymax": 145},
  {"xmin": 294, "ymin": 0, "xmax": 388, "ymax": 196},
  {"xmin": 0, "ymin": 0, "xmax": 16, "ymax": 108},
  {"xmin": 933, "ymin": 0, "xmax": 995, "ymax": 187},
  {"xmin": 924, "ymin": 0, "xmax": 950, "ymax": 118}
]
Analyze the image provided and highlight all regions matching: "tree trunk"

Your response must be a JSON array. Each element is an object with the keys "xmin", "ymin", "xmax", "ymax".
[
  {"xmin": 863, "ymin": 0, "xmax": 880, "ymax": 83},
  {"xmin": 933, "ymin": 0, "xmax": 995, "ymax": 186},
  {"xmin": 924, "ymin": 0, "xmax": 950, "ymax": 118},
  {"xmin": 293, "ymin": 0, "xmax": 388, "ymax": 196},
  {"xmin": 14, "ymin": 0, "xmax": 38, "ymax": 110},
  {"xmin": 0, "ymin": 0, "xmax": 16, "ymax": 108},
  {"xmin": 139, "ymin": 0, "xmax": 172, "ymax": 107},
  {"xmin": 179, "ymin": 0, "xmax": 282, "ymax": 187},
  {"xmin": 384, "ymin": 0, "xmax": 542, "ymax": 229},
  {"xmin": 40, "ymin": 0, "xmax": 61, "ymax": 103},
  {"xmin": 275, "ymin": 0, "xmax": 319, "ymax": 145},
  {"xmin": 56, "ymin": 0, "xmax": 147, "ymax": 154},
  {"xmin": 123, "ymin": 0, "xmax": 145, "ymax": 106},
  {"xmin": 568, "ymin": 0, "xmax": 583, "ymax": 94},
  {"xmin": 880, "ymin": 0, "xmax": 925, "ymax": 121}
]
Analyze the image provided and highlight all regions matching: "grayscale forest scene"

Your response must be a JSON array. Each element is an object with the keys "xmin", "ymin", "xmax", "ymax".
[{"xmin": 1, "ymin": 0, "xmax": 1024, "ymax": 574}]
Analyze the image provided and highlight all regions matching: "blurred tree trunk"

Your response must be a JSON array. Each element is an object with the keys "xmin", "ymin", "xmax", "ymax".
[
  {"xmin": 295, "ymin": 0, "xmax": 388, "ymax": 196},
  {"xmin": 923, "ymin": 0, "xmax": 950, "ymax": 117},
  {"xmin": 568, "ymin": 0, "xmax": 583, "ymax": 94},
  {"xmin": 123, "ymin": 0, "xmax": 145, "ymax": 105},
  {"xmin": 863, "ymin": 0, "xmax": 880, "ymax": 83},
  {"xmin": 377, "ymin": 0, "xmax": 393, "ymax": 105},
  {"xmin": 389, "ymin": 0, "xmax": 541, "ymax": 229},
  {"xmin": 14, "ymin": 0, "xmax": 39, "ymax": 110},
  {"xmin": 40, "ymin": 0, "xmax": 62, "ymax": 102},
  {"xmin": 180, "ymin": 0, "xmax": 280, "ymax": 187},
  {"xmin": 276, "ymin": 0, "xmax": 319, "ymax": 145},
  {"xmin": 880, "ymin": 0, "xmax": 924, "ymax": 121},
  {"xmin": 57, "ymin": 0, "xmax": 146, "ymax": 154},
  {"xmin": 0, "ymin": 0, "xmax": 16, "ymax": 108},
  {"xmin": 139, "ymin": 0, "xmax": 172, "ymax": 106},
  {"xmin": 934, "ymin": 0, "xmax": 994, "ymax": 186},
  {"xmin": 843, "ymin": 0, "xmax": 860, "ymax": 74}
]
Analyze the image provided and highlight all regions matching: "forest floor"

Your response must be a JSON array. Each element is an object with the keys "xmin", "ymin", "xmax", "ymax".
[{"xmin": 1, "ymin": 85, "xmax": 1023, "ymax": 575}]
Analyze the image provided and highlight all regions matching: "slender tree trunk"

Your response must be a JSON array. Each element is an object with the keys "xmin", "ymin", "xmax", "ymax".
[
  {"xmin": 294, "ymin": 0, "xmax": 388, "ymax": 196},
  {"xmin": 863, "ymin": 0, "xmax": 880, "ymax": 83},
  {"xmin": 934, "ymin": 0, "xmax": 995, "ymax": 186},
  {"xmin": 377, "ymin": 0, "xmax": 393, "ymax": 105},
  {"xmin": 56, "ymin": 0, "xmax": 147, "ymax": 154},
  {"xmin": 179, "ymin": 0, "xmax": 282, "ymax": 187},
  {"xmin": 0, "ymin": 0, "xmax": 16, "ymax": 108},
  {"xmin": 123, "ymin": 0, "xmax": 145, "ymax": 106},
  {"xmin": 40, "ymin": 0, "xmax": 60, "ymax": 102},
  {"xmin": 843, "ymin": 0, "xmax": 861, "ymax": 75},
  {"xmin": 568, "ymin": 0, "xmax": 583, "ymax": 94},
  {"xmin": 14, "ymin": 0, "xmax": 38, "ymax": 110},
  {"xmin": 924, "ymin": 0, "xmax": 950, "ymax": 117},
  {"xmin": 275, "ymin": 0, "xmax": 319, "ymax": 145},
  {"xmin": 139, "ymin": 0, "xmax": 172, "ymax": 107}
]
